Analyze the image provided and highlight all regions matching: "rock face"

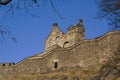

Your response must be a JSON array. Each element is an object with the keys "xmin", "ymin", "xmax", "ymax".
[{"xmin": 0, "ymin": 19, "xmax": 120, "ymax": 80}]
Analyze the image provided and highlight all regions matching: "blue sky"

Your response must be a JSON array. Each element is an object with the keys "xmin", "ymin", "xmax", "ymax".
[{"xmin": 0, "ymin": 0, "xmax": 108, "ymax": 63}]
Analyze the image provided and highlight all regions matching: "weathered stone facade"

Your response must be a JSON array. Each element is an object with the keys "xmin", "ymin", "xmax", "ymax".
[
  {"xmin": 45, "ymin": 19, "xmax": 85, "ymax": 50},
  {"xmin": 0, "ymin": 19, "xmax": 120, "ymax": 79}
]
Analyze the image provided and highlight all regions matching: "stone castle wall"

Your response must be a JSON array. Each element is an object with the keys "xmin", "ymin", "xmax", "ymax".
[
  {"xmin": 0, "ymin": 30, "xmax": 119, "ymax": 78},
  {"xmin": 0, "ymin": 20, "xmax": 120, "ymax": 78}
]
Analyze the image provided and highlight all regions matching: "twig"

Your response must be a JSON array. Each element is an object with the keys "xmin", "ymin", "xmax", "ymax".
[
  {"xmin": 50, "ymin": 0, "xmax": 63, "ymax": 19},
  {"xmin": 0, "ymin": 0, "xmax": 12, "ymax": 5}
]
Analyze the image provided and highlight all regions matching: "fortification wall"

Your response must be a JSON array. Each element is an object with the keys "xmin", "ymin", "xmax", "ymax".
[
  {"xmin": 37, "ymin": 31, "xmax": 120, "ymax": 72},
  {"xmin": 14, "ymin": 31, "xmax": 120, "ymax": 75},
  {"xmin": 0, "ymin": 67, "xmax": 14, "ymax": 78},
  {"xmin": 14, "ymin": 59, "xmax": 41, "ymax": 75},
  {"xmin": 68, "ymin": 31, "xmax": 120, "ymax": 67},
  {"xmin": 0, "ymin": 31, "xmax": 119, "ymax": 78}
]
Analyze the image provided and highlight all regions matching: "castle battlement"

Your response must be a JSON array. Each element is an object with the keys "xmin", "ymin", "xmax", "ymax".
[{"xmin": 0, "ymin": 62, "xmax": 15, "ymax": 68}]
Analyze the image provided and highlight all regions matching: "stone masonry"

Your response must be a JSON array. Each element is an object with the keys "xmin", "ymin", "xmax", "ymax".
[{"xmin": 0, "ymin": 19, "xmax": 120, "ymax": 78}]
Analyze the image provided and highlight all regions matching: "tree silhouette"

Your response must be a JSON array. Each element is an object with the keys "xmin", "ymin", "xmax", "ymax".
[
  {"xmin": 0, "ymin": 0, "xmax": 63, "ymax": 18},
  {"xmin": 0, "ymin": 0, "xmax": 63, "ymax": 43},
  {"xmin": 0, "ymin": 25, "xmax": 17, "ymax": 43},
  {"xmin": 96, "ymin": 0, "xmax": 120, "ymax": 30},
  {"xmin": 0, "ymin": 0, "xmax": 12, "ymax": 5}
]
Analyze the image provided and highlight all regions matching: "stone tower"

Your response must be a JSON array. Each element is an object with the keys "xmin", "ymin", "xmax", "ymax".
[
  {"xmin": 45, "ymin": 23, "xmax": 64, "ymax": 50},
  {"xmin": 45, "ymin": 19, "xmax": 85, "ymax": 50}
]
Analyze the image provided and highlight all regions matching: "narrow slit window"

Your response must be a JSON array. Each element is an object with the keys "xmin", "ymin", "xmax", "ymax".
[{"xmin": 54, "ymin": 62, "xmax": 58, "ymax": 69}]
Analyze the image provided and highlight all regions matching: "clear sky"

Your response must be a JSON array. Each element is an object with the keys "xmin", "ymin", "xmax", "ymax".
[{"xmin": 0, "ymin": 0, "xmax": 108, "ymax": 63}]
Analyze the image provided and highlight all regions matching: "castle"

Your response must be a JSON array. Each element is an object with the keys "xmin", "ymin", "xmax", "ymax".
[{"xmin": 0, "ymin": 19, "xmax": 120, "ymax": 78}]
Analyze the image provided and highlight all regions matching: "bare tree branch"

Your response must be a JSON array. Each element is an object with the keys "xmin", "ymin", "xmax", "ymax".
[
  {"xmin": 0, "ymin": 25, "xmax": 17, "ymax": 43},
  {"xmin": 0, "ymin": 0, "xmax": 64, "ymax": 43},
  {"xmin": 0, "ymin": 0, "xmax": 12, "ymax": 5},
  {"xmin": 0, "ymin": 0, "xmax": 64, "ymax": 19},
  {"xmin": 96, "ymin": 0, "xmax": 120, "ymax": 30},
  {"xmin": 50, "ymin": 0, "xmax": 63, "ymax": 19}
]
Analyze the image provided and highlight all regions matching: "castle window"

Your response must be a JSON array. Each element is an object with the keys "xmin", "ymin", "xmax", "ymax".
[
  {"xmin": 63, "ymin": 41, "xmax": 69, "ymax": 48},
  {"xmin": 54, "ymin": 62, "xmax": 58, "ymax": 69}
]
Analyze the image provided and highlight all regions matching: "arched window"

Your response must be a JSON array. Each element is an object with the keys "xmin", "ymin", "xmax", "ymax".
[{"xmin": 63, "ymin": 41, "xmax": 69, "ymax": 48}]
